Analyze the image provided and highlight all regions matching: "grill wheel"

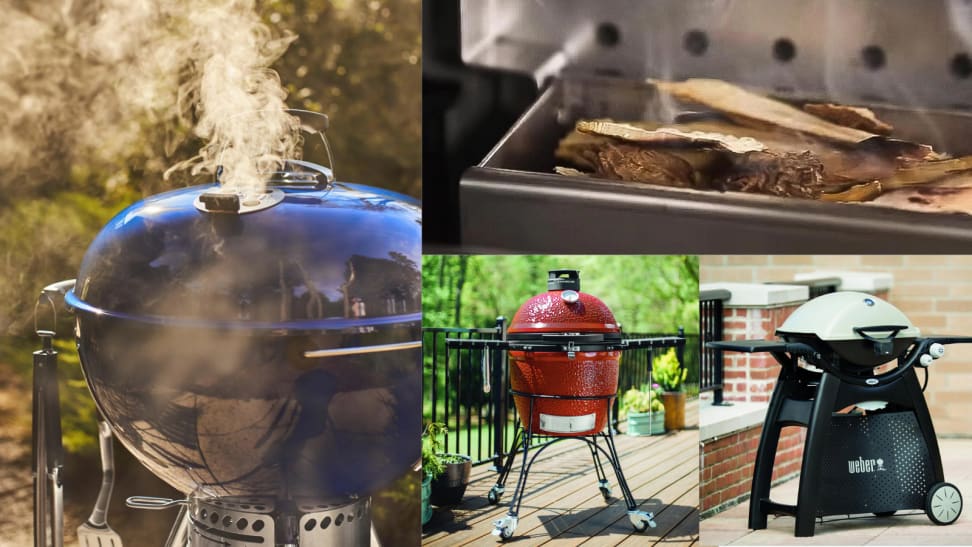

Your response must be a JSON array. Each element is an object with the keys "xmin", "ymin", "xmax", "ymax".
[{"xmin": 926, "ymin": 482, "xmax": 963, "ymax": 525}]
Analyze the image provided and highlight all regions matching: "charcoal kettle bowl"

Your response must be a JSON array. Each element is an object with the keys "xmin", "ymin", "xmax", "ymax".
[{"xmin": 65, "ymin": 177, "xmax": 422, "ymax": 500}]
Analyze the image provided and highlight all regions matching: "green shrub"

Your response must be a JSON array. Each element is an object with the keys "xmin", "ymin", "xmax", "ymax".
[
  {"xmin": 653, "ymin": 348, "xmax": 687, "ymax": 392},
  {"xmin": 620, "ymin": 386, "xmax": 664, "ymax": 416},
  {"xmin": 422, "ymin": 422, "xmax": 447, "ymax": 480}
]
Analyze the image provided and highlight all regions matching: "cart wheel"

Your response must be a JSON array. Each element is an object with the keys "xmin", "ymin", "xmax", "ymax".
[
  {"xmin": 598, "ymin": 479, "xmax": 612, "ymax": 501},
  {"xmin": 487, "ymin": 485, "xmax": 504, "ymax": 505},
  {"xmin": 492, "ymin": 515, "xmax": 518, "ymax": 541},
  {"xmin": 627, "ymin": 510, "xmax": 657, "ymax": 532},
  {"xmin": 873, "ymin": 511, "xmax": 896, "ymax": 517},
  {"xmin": 927, "ymin": 482, "xmax": 963, "ymax": 525}
]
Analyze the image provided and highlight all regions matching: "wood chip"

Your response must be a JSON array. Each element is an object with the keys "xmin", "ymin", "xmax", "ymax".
[
  {"xmin": 871, "ymin": 173, "xmax": 972, "ymax": 214},
  {"xmin": 576, "ymin": 120, "xmax": 766, "ymax": 153},
  {"xmin": 592, "ymin": 143, "xmax": 696, "ymax": 188},
  {"xmin": 716, "ymin": 151, "xmax": 825, "ymax": 198},
  {"xmin": 803, "ymin": 103, "xmax": 893, "ymax": 135},
  {"xmin": 821, "ymin": 156, "xmax": 972, "ymax": 202},
  {"xmin": 554, "ymin": 166, "xmax": 589, "ymax": 177},
  {"xmin": 653, "ymin": 78, "xmax": 932, "ymax": 159}
]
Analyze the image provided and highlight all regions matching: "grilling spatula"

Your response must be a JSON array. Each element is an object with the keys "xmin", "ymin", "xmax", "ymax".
[{"xmin": 77, "ymin": 421, "xmax": 123, "ymax": 546}]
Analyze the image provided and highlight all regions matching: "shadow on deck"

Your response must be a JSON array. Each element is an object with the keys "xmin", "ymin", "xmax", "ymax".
[{"xmin": 423, "ymin": 401, "xmax": 700, "ymax": 546}]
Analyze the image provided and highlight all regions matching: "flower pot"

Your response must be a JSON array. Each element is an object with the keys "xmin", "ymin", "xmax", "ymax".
[
  {"xmin": 421, "ymin": 473, "xmax": 433, "ymax": 526},
  {"xmin": 661, "ymin": 391, "xmax": 686, "ymax": 431},
  {"xmin": 430, "ymin": 454, "xmax": 472, "ymax": 507},
  {"xmin": 626, "ymin": 410, "xmax": 666, "ymax": 436}
]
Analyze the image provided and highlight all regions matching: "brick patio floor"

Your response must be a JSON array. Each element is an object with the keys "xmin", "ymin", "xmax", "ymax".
[{"xmin": 701, "ymin": 438, "xmax": 972, "ymax": 546}]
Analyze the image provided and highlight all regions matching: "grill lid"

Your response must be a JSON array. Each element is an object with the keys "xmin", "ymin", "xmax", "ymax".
[
  {"xmin": 69, "ymin": 177, "xmax": 422, "ymax": 330},
  {"xmin": 777, "ymin": 291, "xmax": 920, "ymax": 342},
  {"xmin": 508, "ymin": 270, "xmax": 619, "ymax": 336}
]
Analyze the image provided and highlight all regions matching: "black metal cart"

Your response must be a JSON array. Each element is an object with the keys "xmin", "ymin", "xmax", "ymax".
[{"xmin": 710, "ymin": 335, "xmax": 972, "ymax": 536}]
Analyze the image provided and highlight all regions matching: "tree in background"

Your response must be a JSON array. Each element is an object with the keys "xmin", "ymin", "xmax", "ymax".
[
  {"xmin": 0, "ymin": 0, "xmax": 420, "ymax": 336},
  {"xmin": 423, "ymin": 255, "xmax": 699, "ymax": 334}
]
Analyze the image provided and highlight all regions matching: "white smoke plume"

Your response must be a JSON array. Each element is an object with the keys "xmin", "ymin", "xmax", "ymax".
[{"xmin": 0, "ymin": 0, "xmax": 299, "ymax": 195}]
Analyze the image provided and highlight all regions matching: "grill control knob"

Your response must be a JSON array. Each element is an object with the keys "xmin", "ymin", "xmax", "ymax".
[
  {"xmin": 930, "ymin": 343, "xmax": 946, "ymax": 359},
  {"xmin": 920, "ymin": 353, "xmax": 934, "ymax": 367}
]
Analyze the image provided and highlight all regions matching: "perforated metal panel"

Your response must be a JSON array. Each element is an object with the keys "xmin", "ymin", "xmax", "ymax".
[
  {"xmin": 461, "ymin": 0, "xmax": 972, "ymax": 109},
  {"xmin": 819, "ymin": 411, "xmax": 933, "ymax": 516}
]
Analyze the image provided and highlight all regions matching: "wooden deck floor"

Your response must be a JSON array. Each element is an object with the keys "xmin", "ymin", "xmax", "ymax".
[{"xmin": 423, "ymin": 402, "xmax": 699, "ymax": 546}]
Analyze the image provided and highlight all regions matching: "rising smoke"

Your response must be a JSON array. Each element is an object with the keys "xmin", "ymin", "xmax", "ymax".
[{"xmin": 0, "ymin": 0, "xmax": 300, "ymax": 195}]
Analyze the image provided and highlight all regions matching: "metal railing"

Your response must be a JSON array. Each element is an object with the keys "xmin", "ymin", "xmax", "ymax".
[
  {"xmin": 423, "ymin": 318, "xmax": 508, "ymax": 468},
  {"xmin": 700, "ymin": 289, "xmax": 731, "ymax": 405},
  {"xmin": 423, "ymin": 320, "xmax": 695, "ymax": 469}
]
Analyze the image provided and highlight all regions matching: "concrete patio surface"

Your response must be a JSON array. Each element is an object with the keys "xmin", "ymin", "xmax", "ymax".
[{"xmin": 701, "ymin": 438, "xmax": 972, "ymax": 546}]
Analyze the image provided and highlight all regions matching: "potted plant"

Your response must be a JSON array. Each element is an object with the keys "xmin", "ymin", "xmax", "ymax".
[
  {"xmin": 425, "ymin": 422, "xmax": 473, "ymax": 507},
  {"xmin": 421, "ymin": 423, "xmax": 445, "ymax": 526},
  {"xmin": 653, "ymin": 348, "xmax": 688, "ymax": 430},
  {"xmin": 620, "ymin": 385, "xmax": 666, "ymax": 436}
]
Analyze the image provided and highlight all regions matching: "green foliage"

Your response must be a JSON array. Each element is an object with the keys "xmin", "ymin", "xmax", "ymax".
[
  {"xmin": 53, "ymin": 339, "xmax": 100, "ymax": 453},
  {"xmin": 422, "ymin": 422, "xmax": 447, "ymax": 479},
  {"xmin": 653, "ymin": 348, "xmax": 687, "ymax": 392},
  {"xmin": 620, "ymin": 386, "xmax": 664, "ymax": 415},
  {"xmin": 269, "ymin": 0, "xmax": 421, "ymax": 196},
  {"xmin": 421, "ymin": 255, "xmax": 699, "ymax": 333}
]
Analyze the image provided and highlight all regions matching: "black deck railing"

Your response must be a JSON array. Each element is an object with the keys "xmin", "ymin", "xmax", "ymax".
[
  {"xmin": 700, "ymin": 289, "xmax": 731, "ymax": 406},
  {"xmin": 423, "ymin": 318, "xmax": 508, "ymax": 468},
  {"xmin": 423, "ymin": 320, "xmax": 696, "ymax": 469}
]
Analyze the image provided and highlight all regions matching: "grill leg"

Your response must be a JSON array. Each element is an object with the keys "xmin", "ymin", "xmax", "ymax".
[
  {"xmin": 600, "ymin": 430, "xmax": 657, "ymax": 531},
  {"xmin": 493, "ymin": 399, "xmax": 537, "ymax": 540},
  {"xmin": 488, "ymin": 427, "xmax": 523, "ymax": 505},
  {"xmin": 748, "ymin": 367, "xmax": 789, "ymax": 530},
  {"xmin": 794, "ymin": 372, "xmax": 840, "ymax": 537},
  {"xmin": 600, "ymin": 431, "xmax": 637, "ymax": 510},
  {"xmin": 588, "ymin": 436, "xmax": 611, "ymax": 501}
]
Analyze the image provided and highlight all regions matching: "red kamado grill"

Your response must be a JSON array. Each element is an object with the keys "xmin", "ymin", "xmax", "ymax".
[
  {"xmin": 447, "ymin": 270, "xmax": 684, "ymax": 540},
  {"xmin": 508, "ymin": 270, "xmax": 622, "ymax": 436},
  {"xmin": 710, "ymin": 291, "xmax": 972, "ymax": 537}
]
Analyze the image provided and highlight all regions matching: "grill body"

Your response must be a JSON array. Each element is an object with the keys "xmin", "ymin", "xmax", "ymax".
[
  {"xmin": 67, "ymin": 181, "xmax": 422, "ymax": 500},
  {"xmin": 709, "ymin": 292, "xmax": 972, "ymax": 537},
  {"xmin": 507, "ymin": 273, "xmax": 620, "ymax": 436}
]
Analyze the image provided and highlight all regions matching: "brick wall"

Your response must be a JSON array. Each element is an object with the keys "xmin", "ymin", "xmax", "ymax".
[
  {"xmin": 701, "ymin": 255, "xmax": 972, "ymax": 436},
  {"xmin": 700, "ymin": 425, "xmax": 806, "ymax": 515},
  {"xmin": 722, "ymin": 305, "xmax": 802, "ymax": 403}
]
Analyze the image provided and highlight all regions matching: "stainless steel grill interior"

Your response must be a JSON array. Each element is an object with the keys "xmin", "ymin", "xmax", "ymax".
[{"xmin": 443, "ymin": 0, "xmax": 972, "ymax": 253}]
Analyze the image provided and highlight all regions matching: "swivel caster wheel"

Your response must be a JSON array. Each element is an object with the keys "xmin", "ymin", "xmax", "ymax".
[
  {"xmin": 598, "ymin": 479, "xmax": 612, "ymax": 501},
  {"xmin": 487, "ymin": 485, "xmax": 504, "ymax": 505},
  {"xmin": 492, "ymin": 515, "xmax": 518, "ymax": 541},
  {"xmin": 628, "ymin": 510, "xmax": 657, "ymax": 532},
  {"xmin": 927, "ymin": 482, "xmax": 963, "ymax": 525}
]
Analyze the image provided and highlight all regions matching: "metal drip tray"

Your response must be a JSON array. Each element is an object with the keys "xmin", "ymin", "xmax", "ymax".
[{"xmin": 459, "ymin": 76, "xmax": 972, "ymax": 253}]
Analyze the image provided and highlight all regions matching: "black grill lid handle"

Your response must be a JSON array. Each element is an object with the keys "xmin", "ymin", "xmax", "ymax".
[
  {"xmin": 853, "ymin": 325, "xmax": 908, "ymax": 356},
  {"xmin": 548, "ymin": 270, "xmax": 580, "ymax": 291}
]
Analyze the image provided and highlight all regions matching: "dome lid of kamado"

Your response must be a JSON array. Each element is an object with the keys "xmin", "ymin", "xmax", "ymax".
[{"xmin": 508, "ymin": 270, "xmax": 620, "ymax": 336}]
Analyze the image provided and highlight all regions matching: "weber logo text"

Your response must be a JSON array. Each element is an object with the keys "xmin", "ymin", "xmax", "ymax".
[{"xmin": 847, "ymin": 456, "xmax": 886, "ymax": 474}]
